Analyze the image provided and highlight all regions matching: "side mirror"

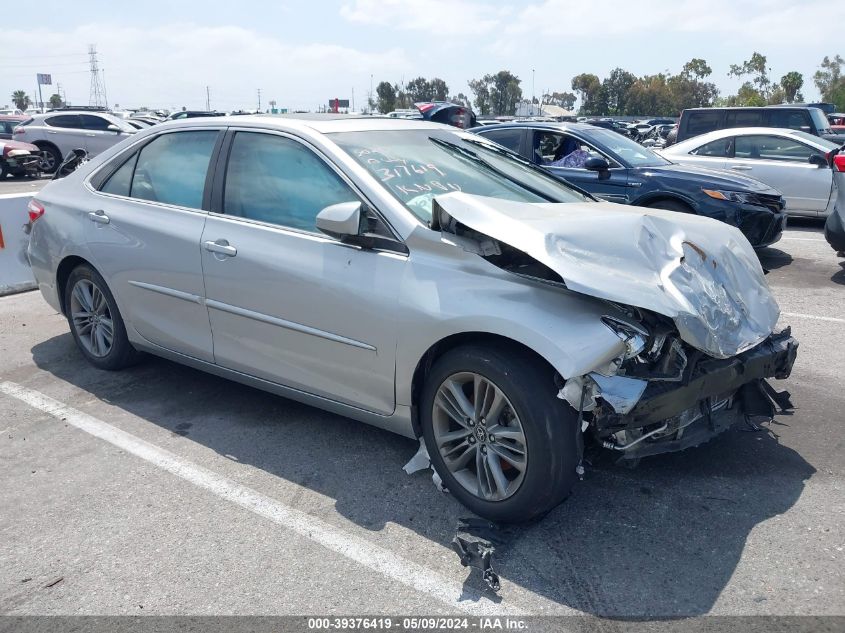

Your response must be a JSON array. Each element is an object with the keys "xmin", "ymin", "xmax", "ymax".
[
  {"xmin": 809, "ymin": 154, "xmax": 828, "ymax": 168},
  {"xmin": 584, "ymin": 156, "xmax": 611, "ymax": 180},
  {"xmin": 584, "ymin": 156, "xmax": 610, "ymax": 171},
  {"xmin": 316, "ymin": 201, "xmax": 362, "ymax": 240},
  {"xmin": 107, "ymin": 124, "xmax": 121, "ymax": 133}
]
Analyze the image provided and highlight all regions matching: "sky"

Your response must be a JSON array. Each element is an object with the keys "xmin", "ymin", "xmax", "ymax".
[{"xmin": 2, "ymin": 0, "xmax": 841, "ymax": 113}]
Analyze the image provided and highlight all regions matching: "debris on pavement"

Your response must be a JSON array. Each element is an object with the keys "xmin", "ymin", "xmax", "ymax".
[{"xmin": 451, "ymin": 518, "xmax": 502, "ymax": 592}]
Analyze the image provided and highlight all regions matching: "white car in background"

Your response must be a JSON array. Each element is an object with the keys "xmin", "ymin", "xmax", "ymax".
[
  {"xmin": 659, "ymin": 127, "xmax": 841, "ymax": 218},
  {"xmin": 12, "ymin": 110, "xmax": 136, "ymax": 173}
]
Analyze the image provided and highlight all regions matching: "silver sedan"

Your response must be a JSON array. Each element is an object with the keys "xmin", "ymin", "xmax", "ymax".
[
  {"xmin": 659, "ymin": 127, "xmax": 841, "ymax": 218},
  {"xmin": 26, "ymin": 116, "xmax": 798, "ymax": 522}
]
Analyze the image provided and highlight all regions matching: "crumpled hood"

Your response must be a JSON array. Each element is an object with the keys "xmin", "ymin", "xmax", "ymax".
[
  {"xmin": 639, "ymin": 162, "xmax": 779, "ymax": 194},
  {"xmin": 434, "ymin": 192, "xmax": 780, "ymax": 359}
]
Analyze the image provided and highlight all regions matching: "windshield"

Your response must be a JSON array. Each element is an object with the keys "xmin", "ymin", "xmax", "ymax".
[
  {"xmin": 810, "ymin": 108, "xmax": 832, "ymax": 135},
  {"xmin": 583, "ymin": 128, "xmax": 671, "ymax": 167},
  {"xmin": 789, "ymin": 129, "xmax": 840, "ymax": 151},
  {"xmin": 331, "ymin": 129, "xmax": 590, "ymax": 222}
]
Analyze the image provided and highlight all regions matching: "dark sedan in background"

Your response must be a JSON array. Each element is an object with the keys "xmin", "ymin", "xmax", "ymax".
[{"xmin": 472, "ymin": 122, "xmax": 787, "ymax": 248}]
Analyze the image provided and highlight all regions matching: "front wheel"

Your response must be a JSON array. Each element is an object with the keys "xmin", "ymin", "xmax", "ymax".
[
  {"xmin": 64, "ymin": 265, "xmax": 142, "ymax": 370},
  {"xmin": 420, "ymin": 345, "xmax": 578, "ymax": 523}
]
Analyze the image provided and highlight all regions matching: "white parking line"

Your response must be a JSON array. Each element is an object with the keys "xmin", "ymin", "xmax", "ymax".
[
  {"xmin": 0, "ymin": 380, "xmax": 523, "ymax": 616},
  {"xmin": 783, "ymin": 312, "xmax": 845, "ymax": 324}
]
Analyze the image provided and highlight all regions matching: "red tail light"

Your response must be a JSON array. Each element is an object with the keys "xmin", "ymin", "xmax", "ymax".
[
  {"xmin": 28, "ymin": 199, "xmax": 45, "ymax": 222},
  {"xmin": 834, "ymin": 155, "xmax": 845, "ymax": 173}
]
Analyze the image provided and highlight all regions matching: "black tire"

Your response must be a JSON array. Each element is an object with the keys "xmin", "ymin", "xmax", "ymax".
[
  {"xmin": 420, "ymin": 344, "xmax": 579, "ymax": 523},
  {"xmin": 645, "ymin": 199, "xmax": 694, "ymax": 214},
  {"xmin": 37, "ymin": 145, "xmax": 62, "ymax": 174},
  {"xmin": 0, "ymin": 163, "xmax": 8, "ymax": 179},
  {"xmin": 63, "ymin": 264, "xmax": 142, "ymax": 370}
]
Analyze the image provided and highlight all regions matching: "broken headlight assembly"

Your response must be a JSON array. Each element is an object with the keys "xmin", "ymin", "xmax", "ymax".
[{"xmin": 601, "ymin": 316, "xmax": 648, "ymax": 360}]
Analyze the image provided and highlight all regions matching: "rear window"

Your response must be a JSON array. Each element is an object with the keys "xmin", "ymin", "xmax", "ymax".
[
  {"xmin": 768, "ymin": 110, "xmax": 811, "ymax": 132},
  {"xmin": 477, "ymin": 128, "xmax": 523, "ymax": 153},
  {"xmin": 685, "ymin": 111, "xmax": 721, "ymax": 136},
  {"xmin": 45, "ymin": 114, "xmax": 81, "ymax": 129}
]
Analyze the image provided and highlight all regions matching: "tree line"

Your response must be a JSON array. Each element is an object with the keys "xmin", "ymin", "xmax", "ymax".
[{"xmin": 371, "ymin": 53, "xmax": 843, "ymax": 117}]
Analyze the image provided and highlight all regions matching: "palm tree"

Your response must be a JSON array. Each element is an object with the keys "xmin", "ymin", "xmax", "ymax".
[
  {"xmin": 49, "ymin": 93, "xmax": 64, "ymax": 109},
  {"xmin": 11, "ymin": 90, "xmax": 31, "ymax": 111}
]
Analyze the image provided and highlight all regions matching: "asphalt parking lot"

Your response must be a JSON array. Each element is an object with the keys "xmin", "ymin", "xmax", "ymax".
[{"xmin": 0, "ymin": 180, "xmax": 843, "ymax": 618}]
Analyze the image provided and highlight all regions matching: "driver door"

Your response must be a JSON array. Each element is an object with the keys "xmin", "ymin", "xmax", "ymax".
[
  {"xmin": 200, "ymin": 130, "xmax": 405, "ymax": 414},
  {"xmin": 531, "ymin": 130, "xmax": 630, "ymax": 203}
]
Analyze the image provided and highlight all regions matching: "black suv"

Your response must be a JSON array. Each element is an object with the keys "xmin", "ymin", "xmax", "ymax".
[{"xmin": 676, "ymin": 106, "xmax": 839, "ymax": 143}]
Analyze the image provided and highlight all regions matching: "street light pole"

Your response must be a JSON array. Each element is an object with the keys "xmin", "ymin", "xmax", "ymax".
[{"xmin": 532, "ymin": 69, "xmax": 535, "ymax": 115}]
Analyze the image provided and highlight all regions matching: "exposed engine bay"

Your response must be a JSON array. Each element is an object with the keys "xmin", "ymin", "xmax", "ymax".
[{"xmin": 432, "ymin": 192, "xmax": 799, "ymax": 459}]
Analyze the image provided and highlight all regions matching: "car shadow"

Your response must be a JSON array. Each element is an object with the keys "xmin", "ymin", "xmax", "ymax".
[
  {"xmin": 30, "ymin": 334, "xmax": 815, "ymax": 618},
  {"xmin": 756, "ymin": 246, "xmax": 793, "ymax": 271},
  {"xmin": 831, "ymin": 261, "xmax": 845, "ymax": 286}
]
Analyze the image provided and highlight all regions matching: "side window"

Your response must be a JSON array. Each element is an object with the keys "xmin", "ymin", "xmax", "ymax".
[
  {"xmin": 691, "ymin": 138, "xmax": 732, "ymax": 157},
  {"xmin": 686, "ymin": 111, "xmax": 722, "ymax": 136},
  {"xmin": 534, "ymin": 132, "xmax": 618, "ymax": 168},
  {"xmin": 481, "ymin": 128, "xmax": 523, "ymax": 154},
  {"xmin": 100, "ymin": 152, "xmax": 139, "ymax": 196},
  {"xmin": 768, "ymin": 110, "xmax": 812, "ymax": 132},
  {"xmin": 734, "ymin": 135, "xmax": 815, "ymax": 162},
  {"xmin": 80, "ymin": 115, "xmax": 114, "ymax": 131},
  {"xmin": 45, "ymin": 115, "xmax": 81, "ymax": 129},
  {"xmin": 725, "ymin": 110, "xmax": 763, "ymax": 128},
  {"xmin": 130, "ymin": 131, "xmax": 218, "ymax": 208},
  {"xmin": 223, "ymin": 132, "xmax": 359, "ymax": 232}
]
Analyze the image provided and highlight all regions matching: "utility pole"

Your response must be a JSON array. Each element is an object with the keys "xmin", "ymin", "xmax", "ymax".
[
  {"xmin": 257, "ymin": 88, "xmax": 261, "ymax": 112},
  {"xmin": 369, "ymin": 73, "xmax": 373, "ymax": 113},
  {"xmin": 206, "ymin": 86, "xmax": 211, "ymax": 111},
  {"xmin": 351, "ymin": 87, "xmax": 355, "ymax": 112},
  {"xmin": 532, "ymin": 68, "xmax": 535, "ymax": 115}
]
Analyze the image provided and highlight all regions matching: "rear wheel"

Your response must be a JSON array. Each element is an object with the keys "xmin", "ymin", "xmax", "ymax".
[
  {"xmin": 64, "ymin": 265, "xmax": 142, "ymax": 370},
  {"xmin": 420, "ymin": 345, "xmax": 578, "ymax": 523}
]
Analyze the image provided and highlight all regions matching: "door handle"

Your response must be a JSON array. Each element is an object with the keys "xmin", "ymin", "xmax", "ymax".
[
  {"xmin": 88, "ymin": 210, "xmax": 110, "ymax": 224},
  {"xmin": 204, "ymin": 240, "xmax": 237, "ymax": 257},
  {"xmin": 85, "ymin": 133, "xmax": 96, "ymax": 137},
  {"xmin": 731, "ymin": 165, "xmax": 752, "ymax": 171}
]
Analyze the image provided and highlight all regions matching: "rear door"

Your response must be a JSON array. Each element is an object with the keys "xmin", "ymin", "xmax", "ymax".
[
  {"xmin": 200, "ymin": 129, "xmax": 405, "ymax": 414},
  {"xmin": 530, "ymin": 129, "xmax": 630, "ymax": 202},
  {"xmin": 42, "ymin": 114, "xmax": 89, "ymax": 155},
  {"xmin": 730, "ymin": 134, "xmax": 832, "ymax": 216},
  {"xmin": 86, "ymin": 128, "xmax": 222, "ymax": 361}
]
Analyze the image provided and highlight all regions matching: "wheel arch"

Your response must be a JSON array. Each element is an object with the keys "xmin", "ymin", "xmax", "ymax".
[
  {"xmin": 632, "ymin": 191, "xmax": 697, "ymax": 212},
  {"xmin": 56, "ymin": 255, "xmax": 96, "ymax": 315},
  {"xmin": 409, "ymin": 332, "xmax": 560, "ymax": 438}
]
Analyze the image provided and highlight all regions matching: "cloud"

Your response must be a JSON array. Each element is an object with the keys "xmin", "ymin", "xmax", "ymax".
[
  {"xmin": 340, "ymin": 0, "xmax": 508, "ymax": 36},
  {"xmin": 1, "ymin": 23, "xmax": 410, "ymax": 110}
]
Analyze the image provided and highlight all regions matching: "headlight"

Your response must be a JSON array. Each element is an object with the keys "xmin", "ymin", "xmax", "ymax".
[
  {"xmin": 702, "ymin": 189, "xmax": 756, "ymax": 204},
  {"xmin": 601, "ymin": 316, "xmax": 648, "ymax": 359}
]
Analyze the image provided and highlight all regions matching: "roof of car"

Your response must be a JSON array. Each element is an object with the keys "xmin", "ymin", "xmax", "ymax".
[
  {"xmin": 0, "ymin": 114, "xmax": 27, "ymax": 121},
  {"xmin": 665, "ymin": 126, "xmax": 831, "ymax": 149},
  {"xmin": 155, "ymin": 114, "xmax": 449, "ymax": 134}
]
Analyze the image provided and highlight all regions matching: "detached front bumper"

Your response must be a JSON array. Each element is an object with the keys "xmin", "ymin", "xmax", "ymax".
[{"xmin": 592, "ymin": 329, "xmax": 798, "ymax": 458}]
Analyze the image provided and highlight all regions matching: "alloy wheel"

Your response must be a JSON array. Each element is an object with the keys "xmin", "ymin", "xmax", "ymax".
[
  {"xmin": 431, "ymin": 371, "xmax": 528, "ymax": 501},
  {"xmin": 69, "ymin": 279, "xmax": 114, "ymax": 358}
]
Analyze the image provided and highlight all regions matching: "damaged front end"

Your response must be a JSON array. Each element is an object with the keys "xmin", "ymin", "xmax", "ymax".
[
  {"xmin": 431, "ymin": 192, "xmax": 799, "ymax": 460},
  {"xmin": 560, "ymin": 321, "xmax": 797, "ymax": 459}
]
